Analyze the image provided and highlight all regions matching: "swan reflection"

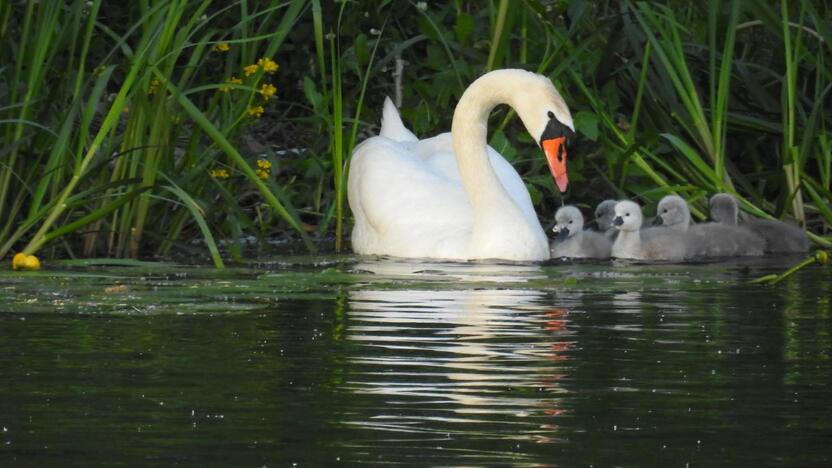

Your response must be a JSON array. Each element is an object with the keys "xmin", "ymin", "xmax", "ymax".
[
  {"xmin": 350, "ymin": 258, "xmax": 548, "ymax": 283},
  {"xmin": 343, "ymin": 260, "xmax": 574, "ymax": 442}
]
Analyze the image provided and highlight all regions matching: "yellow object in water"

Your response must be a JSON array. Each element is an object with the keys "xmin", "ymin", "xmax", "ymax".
[
  {"xmin": 12, "ymin": 253, "xmax": 40, "ymax": 271},
  {"xmin": 12, "ymin": 253, "xmax": 26, "ymax": 269}
]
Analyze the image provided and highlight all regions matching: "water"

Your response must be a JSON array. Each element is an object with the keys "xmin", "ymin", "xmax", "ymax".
[{"xmin": 1, "ymin": 255, "xmax": 830, "ymax": 465}]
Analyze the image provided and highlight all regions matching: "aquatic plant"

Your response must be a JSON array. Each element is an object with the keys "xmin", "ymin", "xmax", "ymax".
[
  {"xmin": 751, "ymin": 250, "xmax": 829, "ymax": 285},
  {"xmin": 0, "ymin": 0, "xmax": 310, "ymax": 267},
  {"xmin": 0, "ymin": 0, "xmax": 829, "ymax": 266},
  {"xmin": 297, "ymin": 0, "xmax": 830, "ymax": 248}
]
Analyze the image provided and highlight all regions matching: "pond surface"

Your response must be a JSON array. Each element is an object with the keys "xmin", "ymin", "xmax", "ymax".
[{"xmin": 1, "ymin": 255, "xmax": 831, "ymax": 466}]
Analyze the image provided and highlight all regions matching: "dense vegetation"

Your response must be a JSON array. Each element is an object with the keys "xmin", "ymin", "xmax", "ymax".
[{"xmin": 1, "ymin": 0, "xmax": 829, "ymax": 267}]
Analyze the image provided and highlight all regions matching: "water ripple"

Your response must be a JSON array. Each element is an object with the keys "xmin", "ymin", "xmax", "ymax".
[{"xmin": 343, "ymin": 260, "xmax": 574, "ymax": 445}]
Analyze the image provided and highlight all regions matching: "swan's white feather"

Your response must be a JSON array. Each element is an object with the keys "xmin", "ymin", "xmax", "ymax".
[
  {"xmin": 347, "ymin": 70, "xmax": 571, "ymax": 261},
  {"xmin": 349, "ymin": 133, "xmax": 538, "ymax": 259},
  {"xmin": 379, "ymin": 97, "xmax": 418, "ymax": 142}
]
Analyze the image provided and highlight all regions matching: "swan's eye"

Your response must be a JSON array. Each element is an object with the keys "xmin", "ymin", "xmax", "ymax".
[{"xmin": 548, "ymin": 111, "xmax": 555, "ymax": 119}]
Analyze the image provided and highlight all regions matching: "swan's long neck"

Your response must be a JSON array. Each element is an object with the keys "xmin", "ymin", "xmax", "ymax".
[
  {"xmin": 447, "ymin": 70, "xmax": 552, "ymax": 260},
  {"xmin": 450, "ymin": 74, "xmax": 515, "ymax": 212}
]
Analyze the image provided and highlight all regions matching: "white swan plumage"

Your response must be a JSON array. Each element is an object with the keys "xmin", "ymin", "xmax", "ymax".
[{"xmin": 347, "ymin": 69, "xmax": 574, "ymax": 261}]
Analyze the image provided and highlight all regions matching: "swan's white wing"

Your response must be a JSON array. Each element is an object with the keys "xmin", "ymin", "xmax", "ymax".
[
  {"xmin": 348, "ymin": 136, "xmax": 473, "ymax": 258},
  {"xmin": 408, "ymin": 133, "xmax": 539, "ymax": 226},
  {"xmin": 379, "ymin": 97, "xmax": 418, "ymax": 142},
  {"xmin": 349, "ymin": 132, "xmax": 544, "ymax": 260}
]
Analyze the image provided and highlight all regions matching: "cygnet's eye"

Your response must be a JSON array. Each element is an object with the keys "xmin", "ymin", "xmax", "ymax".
[
  {"xmin": 568, "ymin": 220, "xmax": 573, "ymax": 224},
  {"xmin": 662, "ymin": 209, "xmax": 668, "ymax": 213},
  {"xmin": 625, "ymin": 212, "xmax": 630, "ymax": 217}
]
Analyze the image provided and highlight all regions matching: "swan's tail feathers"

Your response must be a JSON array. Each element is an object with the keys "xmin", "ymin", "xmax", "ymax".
[{"xmin": 380, "ymin": 96, "xmax": 418, "ymax": 142}]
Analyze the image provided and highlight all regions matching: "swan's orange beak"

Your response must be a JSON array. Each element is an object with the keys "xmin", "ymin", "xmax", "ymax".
[{"xmin": 543, "ymin": 136, "xmax": 568, "ymax": 192}]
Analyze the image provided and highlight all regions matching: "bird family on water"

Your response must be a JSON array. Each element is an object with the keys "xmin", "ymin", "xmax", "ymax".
[
  {"xmin": 346, "ymin": 69, "xmax": 810, "ymax": 262},
  {"xmin": 550, "ymin": 194, "xmax": 808, "ymax": 261}
]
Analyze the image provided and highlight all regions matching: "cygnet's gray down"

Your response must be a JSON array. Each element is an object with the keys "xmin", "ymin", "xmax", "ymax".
[
  {"xmin": 595, "ymin": 199, "xmax": 619, "ymax": 239},
  {"xmin": 611, "ymin": 200, "xmax": 688, "ymax": 261},
  {"xmin": 654, "ymin": 195, "xmax": 764, "ymax": 257},
  {"xmin": 550, "ymin": 206, "xmax": 612, "ymax": 259},
  {"xmin": 709, "ymin": 193, "xmax": 809, "ymax": 253}
]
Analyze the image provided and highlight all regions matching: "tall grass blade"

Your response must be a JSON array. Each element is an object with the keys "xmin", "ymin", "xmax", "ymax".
[
  {"xmin": 160, "ymin": 183, "xmax": 224, "ymax": 269},
  {"xmin": 162, "ymin": 74, "xmax": 314, "ymax": 252}
]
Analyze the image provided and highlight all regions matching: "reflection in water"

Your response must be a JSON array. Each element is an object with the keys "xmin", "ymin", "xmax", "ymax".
[
  {"xmin": 2, "ymin": 256, "xmax": 831, "ymax": 465},
  {"xmin": 350, "ymin": 259, "xmax": 549, "ymax": 283},
  {"xmin": 343, "ymin": 260, "xmax": 575, "ymax": 452}
]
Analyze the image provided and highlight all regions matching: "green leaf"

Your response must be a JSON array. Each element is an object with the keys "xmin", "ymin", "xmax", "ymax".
[
  {"xmin": 660, "ymin": 133, "xmax": 718, "ymax": 187},
  {"xmin": 489, "ymin": 130, "xmax": 518, "ymax": 162},
  {"xmin": 354, "ymin": 33, "xmax": 370, "ymax": 68},
  {"xmin": 455, "ymin": 12, "xmax": 474, "ymax": 45},
  {"xmin": 160, "ymin": 183, "xmax": 224, "ymax": 269},
  {"xmin": 573, "ymin": 111, "xmax": 599, "ymax": 141},
  {"xmin": 41, "ymin": 187, "xmax": 148, "ymax": 245},
  {"xmin": 160, "ymin": 71, "xmax": 314, "ymax": 252},
  {"xmin": 303, "ymin": 76, "xmax": 323, "ymax": 114}
]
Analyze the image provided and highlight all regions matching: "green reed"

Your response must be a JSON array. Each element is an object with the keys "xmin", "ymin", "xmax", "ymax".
[
  {"xmin": 1, "ymin": 1, "xmax": 310, "ymax": 266},
  {"xmin": 1, "ymin": 1, "xmax": 829, "ymax": 266}
]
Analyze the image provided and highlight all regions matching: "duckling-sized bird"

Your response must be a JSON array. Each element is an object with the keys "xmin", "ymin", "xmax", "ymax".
[
  {"xmin": 709, "ymin": 193, "xmax": 809, "ymax": 254},
  {"xmin": 654, "ymin": 195, "xmax": 764, "ymax": 257},
  {"xmin": 550, "ymin": 206, "xmax": 612, "ymax": 259},
  {"xmin": 611, "ymin": 200, "xmax": 688, "ymax": 261},
  {"xmin": 594, "ymin": 199, "xmax": 619, "ymax": 239}
]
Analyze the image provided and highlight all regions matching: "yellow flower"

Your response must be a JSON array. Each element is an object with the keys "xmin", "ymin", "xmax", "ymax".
[
  {"xmin": 210, "ymin": 168, "xmax": 230, "ymax": 179},
  {"xmin": 247, "ymin": 105, "xmax": 264, "ymax": 118},
  {"xmin": 219, "ymin": 76, "xmax": 242, "ymax": 93},
  {"xmin": 260, "ymin": 83, "xmax": 277, "ymax": 100},
  {"xmin": 244, "ymin": 64, "xmax": 260, "ymax": 76},
  {"xmin": 147, "ymin": 78, "xmax": 161, "ymax": 95},
  {"xmin": 12, "ymin": 253, "xmax": 40, "ymax": 271},
  {"xmin": 255, "ymin": 159, "xmax": 271, "ymax": 179},
  {"xmin": 258, "ymin": 57, "xmax": 279, "ymax": 74},
  {"xmin": 213, "ymin": 42, "xmax": 230, "ymax": 53}
]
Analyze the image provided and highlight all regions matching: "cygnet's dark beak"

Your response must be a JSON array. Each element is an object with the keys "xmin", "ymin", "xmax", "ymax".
[
  {"xmin": 555, "ymin": 227, "xmax": 570, "ymax": 241},
  {"xmin": 613, "ymin": 216, "xmax": 624, "ymax": 227},
  {"xmin": 651, "ymin": 215, "xmax": 663, "ymax": 226}
]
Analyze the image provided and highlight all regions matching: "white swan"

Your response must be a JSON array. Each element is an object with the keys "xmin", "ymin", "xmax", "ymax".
[{"xmin": 347, "ymin": 69, "xmax": 574, "ymax": 261}]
